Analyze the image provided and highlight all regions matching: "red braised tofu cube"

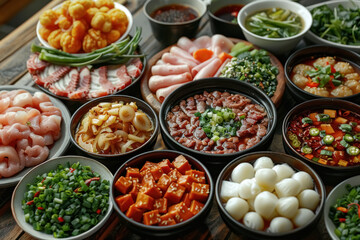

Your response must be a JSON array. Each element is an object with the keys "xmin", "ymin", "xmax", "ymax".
[
  {"xmin": 185, "ymin": 169, "xmax": 206, "ymax": 183},
  {"xmin": 172, "ymin": 155, "xmax": 191, "ymax": 174},
  {"xmin": 153, "ymin": 198, "xmax": 168, "ymax": 214},
  {"xmin": 181, "ymin": 193, "xmax": 191, "ymax": 207},
  {"xmin": 114, "ymin": 176, "xmax": 133, "ymax": 194},
  {"xmin": 189, "ymin": 200, "xmax": 204, "ymax": 215},
  {"xmin": 140, "ymin": 161, "xmax": 157, "ymax": 173},
  {"xmin": 168, "ymin": 202, "xmax": 194, "ymax": 223},
  {"xmin": 157, "ymin": 174, "xmax": 172, "ymax": 192},
  {"xmin": 135, "ymin": 192, "xmax": 155, "ymax": 210},
  {"xmin": 126, "ymin": 167, "xmax": 142, "ymax": 180},
  {"xmin": 141, "ymin": 180, "xmax": 162, "ymax": 199},
  {"xmin": 177, "ymin": 175, "xmax": 195, "ymax": 191},
  {"xmin": 158, "ymin": 159, "xmax": 173, "ymax": 174},
  {"xmin": 126, "ymin": 204, "xmax": 144, "ymax": 223},
  {"xmin": 168, "ymin": 169, "xmax": 182, "ymax": 182},
  {"xmin": 159, "ymin": 212, "xmax": 177, "ymax": 226},
  {"xmin": 189, "ymin": 183, "xmax": 210, "ymax": 203},
  {"xmin": 164, "ymin": 182, "xmax": 186, "ymax": 204},
  {"xmin": 115, "ymin": 194, "xmax": 134, "ymax": 212},
  {"xmin": 143, "ymin": 210, "xmax": 161, "ymax": 226},
  {"xmin": 150, "ymin": 164, "xmax": 164, "ymax": 181}
]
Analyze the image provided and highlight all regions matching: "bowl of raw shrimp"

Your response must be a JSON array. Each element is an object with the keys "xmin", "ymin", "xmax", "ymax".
[
  {"xmin": 36, "ymin": 0, "xmax": 133, "ymax": 54},
  {"xmin": 284, "ymin": 45, "xmax": 360, "ymax": 103},
  {"xmin": 215, "ymin": 151, "xmax": 325, "ymax": 239}
]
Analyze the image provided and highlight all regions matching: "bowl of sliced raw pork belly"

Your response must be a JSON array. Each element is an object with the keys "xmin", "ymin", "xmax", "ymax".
[{"xmin": 0, "ymin": 86, "xmax": 71, "ymax": 188}]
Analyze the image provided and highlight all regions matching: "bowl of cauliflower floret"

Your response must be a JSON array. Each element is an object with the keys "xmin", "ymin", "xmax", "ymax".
[{"xmin": 36, "ymin": 0, "xmax": 133, "ymax": 54}]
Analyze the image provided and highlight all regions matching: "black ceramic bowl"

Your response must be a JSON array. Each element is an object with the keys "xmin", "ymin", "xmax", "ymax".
[
  {"xmin": 111, "ymin": 150, "xmax": 214, "ymax": 237},
  {"xmin": 69, "ymin": 95, "xmax": 159, "ymax": 172},
  {"xmin": 282, "ymin": 98, "xmax": 360, "ymax": 184},
  {"xmin": 216, "ymin": 151, "xmax": 326, "ymax": 239},
  {"xmin": 159, "ymin": 78, "xmax": 277, "ymax": 166},
  {"xmin": 284, "ymin": 45, "xmax": 360, "ymax": 104},
  {"xmin": 143, "ymin": 0, "xmax": 206, "ymax": 46},
  {"xmin": 208, "ymin": 0, "xmax": 249, "ymax": 38}
]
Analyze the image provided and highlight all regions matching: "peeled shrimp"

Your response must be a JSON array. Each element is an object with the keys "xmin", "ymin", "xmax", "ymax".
[
  {"xmin": 19, "ymin": 145, "xmax": 49, "ymax": 167},
  {"xmin": 0, "ymin": 146, "xmax": 24, "ymax": 177}
]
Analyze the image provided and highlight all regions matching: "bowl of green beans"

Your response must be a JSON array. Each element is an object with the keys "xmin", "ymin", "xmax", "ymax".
[
  {"xmin": 11, "ymin": 155, "xmax": 113, "ymax": 240},
  {"xmin": 324, "ymin": 175, "xmax": 360, "ymax": 240}
]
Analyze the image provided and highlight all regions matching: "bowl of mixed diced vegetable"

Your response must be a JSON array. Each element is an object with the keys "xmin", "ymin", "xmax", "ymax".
[
  {"xmin": 11, "ymin": 156, "xmax": 113, "ymax": 240},
  {"xmin": 306, "ymin": 0, "xmax": 360, "ymax": 53},
  {"xmin": 324, "ymin": 175, "xmax": 360, "ymax": 240}
]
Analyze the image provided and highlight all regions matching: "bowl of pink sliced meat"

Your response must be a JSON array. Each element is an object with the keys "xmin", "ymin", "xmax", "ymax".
[
  {"xmin": 27, "ymin": 52, "xmax": 145, "ymax": 101},
  {"xmin": 0, "ymin": 86, "xmax": 70, "ymax": 188}
]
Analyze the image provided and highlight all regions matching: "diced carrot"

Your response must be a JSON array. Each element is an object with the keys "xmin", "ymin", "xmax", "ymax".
[
  {"xmin": 181, "ymin": 193, "xmax": 191, "ymax": 207},
  {"xmin": 309, "ymin": 112, "xmax": 318, "ymax": 122},
  {"xmin": 318, "ymin": 159, "xmax": 328, "ymax": 165},
  {"xmin": 169, "ymin": 202, "xmax": 194, "ymax": 223},
  {"xmin": 126, "ymin": 167, "xmax": 142, "ymax": 180},
  {"xmin": 143, "ymin": 210, "xmax": 161, "ymax": 225},
  {"xmin": 158, "ymin": 159, "xmax": 173, "ymax": 174},
  {"xmin": 126, "ymin": 204, "xmax": 144, "ymax": 223},
  {"xmin": 334, "ymin": 117, "xmax": 348, "ymax": 124},
  {"xmin": 304, "ymin": 154, "xmax": 313, "ymax": 160},
  {"xmin": 353, "ymin": 156, "xmax": 360, "ymax": 163},
  {"xmin": 177, "ymin": 175, "xmax": 195, "ymax": 191},
  {"xmin": 185, "ymin": 169, "xmax": 206, "ymax": 183},
  {"xmin": 189, "ymin": 200, "xmax": 204, "ymax": 215},
  {"xmin": 324, "ymin": 109, "xmax": 336, "ymax": 118},
  {"xmin": 172, "ymin": 155, "xmax": 191, "ymax": 174},
  {"xmin": 135, "ymin": 192, "xmax": 155, "ymax": 210},
  {"xmin": 164, "ymin": 182, "xmax": 186, "ymax": 204},
  {"xmin": 140, "ymin": 161, "xmax": 157, "ymax": 173},
  {"xmin": 157, "ymin": 174, "xmax": 172, "ymax": 192},
  {"xmin": 189, "ymin": 183, "xmax": 210, "ymax": 203},
  {"xmin": 218, "ymin": 52, "xmax": 233, "ymax": 63},
  {"xmin": 338, "ymin": 160, "xmax": 348, "ymax": 167},
  {"xmin": 153, "ymin": 198, "xmax": 168, "ymax": 214},
  {"xmin": 115, "ymin": 194, "xmax": 134, "ymax": 212},
  {"xmin": 193, "ymin": 48, "xmax": 214, "ymax": 62},
  {"xmin": 168, "ymin": 169, "xmax": 182, "ymax": 182},
  {"xmin": 321, "ymin": 124, "xmax": 335, "ymax": 134},
  {"xmin": 150, "ymin": 164, "xmax": 164, "ymax": 181},
  {"xmin": 114, "ymin": 176, "xmax": 133, "ymax": 194},
  {"xmin": 159, "ymin": 213, "xmax": 176, "ymax": 226}
]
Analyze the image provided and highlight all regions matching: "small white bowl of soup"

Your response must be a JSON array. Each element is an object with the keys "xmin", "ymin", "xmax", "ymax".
[{"xmin": 238, "ymin": 0, "xmax": 312, "ymax": 55}]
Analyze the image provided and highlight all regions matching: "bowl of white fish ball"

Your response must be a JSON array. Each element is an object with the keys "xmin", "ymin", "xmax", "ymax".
[{"xmin": 215, "ymin": 151, "xmax": 326, "ymax": 239}]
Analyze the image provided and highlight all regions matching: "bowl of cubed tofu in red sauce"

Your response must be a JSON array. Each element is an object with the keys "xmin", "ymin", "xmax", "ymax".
[{"xmin": 110, "ymin": 150, "xmax": 214, "ymax": 237}]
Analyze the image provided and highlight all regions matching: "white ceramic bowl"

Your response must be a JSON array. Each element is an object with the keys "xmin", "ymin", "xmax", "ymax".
[
  {"xmin": 36, "ymin": 1, "xmax": 133, "ymax": 54},
  {"xmin": 306, "ymin": 0, "xmax": 360, "ymax": 53},
  {"xmin": 238, "ymin": 0, "xmax": 312, "ymax": 55},
  {"xmin": 0, "ymin": 85, "xmax": 71, "ymax": 188},
  {"xmin": 324, "ymin": 175, "xmax": 360, "ymax": 240},
  {"xmin": 11, "ymin": 155, "xmax": 113, "ymax": 240}
]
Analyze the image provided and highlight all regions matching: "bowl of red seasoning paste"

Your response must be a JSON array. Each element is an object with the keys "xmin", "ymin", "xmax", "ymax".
[
  {"xmin": 110, "ymin": 150, "xmax": 214, "ymax": 237},
  {"xmin": 159, "ymin": 78, "xmax": 277, "ymax": 167},
  {"xmin": 143, "ymin": 0, "xmax": 207, "ymax": 46},
  {"xmin": 282, "ymin": 98, "xmax": 360, "ymax": 184}
]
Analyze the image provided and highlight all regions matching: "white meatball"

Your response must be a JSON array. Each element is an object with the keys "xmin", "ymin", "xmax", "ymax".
[
  {"xmin": 275, "ymin": 178, "xmax": 301, "ymax": 198},
  {"xmin": 304, "ymin": 86, "xmax": 330, "ymax": 97},
  {"xmin": 220, "ymin": 180, "xmax": 241, "ymax": 202},
  {"xmin": 268, "ymin": 217, "xmax": 293, "ymax": 233},
  {"xmin": 250, "ymin": 179, "xmax": 261, "ymax": 197},
  {"xmin": 313, "ymin": 57, "xmax": 336, "ymax": 67},
  {"xmin": 292, "ymin": 171, "xmax": 314, "ymax": 191},
  {"xmin": 334, "ymin": 61, "xmax": 354, "ymax": 74},
  {"xmin": 253, "ymin": 156, "xmax": 274, "ymax": 171},
  {"xmin": 255, "ymin": 168, "xmax": 277, "ymax": 192},
  {"xmin": 276, "ymin": 197, "xmax": 299, "ymax": 218},
  {"xmin": 243, "ymin": 212, "xmax": 264, "ymax": 231},
  {"xmin": 272, "ymin": 164, "xmax": 295, "ymax": 182},
  {"xmin": 254, "ymin": 191, "xmax": 278, "ymax": 220},
  {"xmin": 239, "ymin": 179, "xmax": 253, "ymax": 199},
  {"xmin": 292, "ymin": 208, "xmax": 315, "ymax": 227},
  {"xmin": 331, "ymin": 85, "xmax": 353, "ymax": 97},
  {"xmin": 292, "ymin": 74, "xmax": 308, "ymax": 88},
  {"xmin": 231, "ymin": 162, "xmax": 254, "ymax": 183},
  {"xmin": 292, "ymin": 64, "xmax": 315, "ymax": 75},
  {"xmin": 298, "ymin": 189, "xmax": 320, "ymax": 211},
  {"xmin": 345, "ymin": 80, "xmax": 360, "ymax": 94},
  {"xmin": 225, "ymin": 197, "xmax": 249, "ymax": 221}
]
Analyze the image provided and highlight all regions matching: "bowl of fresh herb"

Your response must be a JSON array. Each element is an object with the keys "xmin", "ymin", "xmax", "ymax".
[{"xmin": 306, "ymin": 0, "xmax": 360, "ymax": 53}]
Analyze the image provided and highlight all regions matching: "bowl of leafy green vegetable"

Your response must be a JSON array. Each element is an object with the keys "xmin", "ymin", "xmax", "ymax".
[
  {"xmin": 237, "ymin": 0, "xmax": 312, "ymax": 55},
  {"xmin": 306, "ymin": 0, "xmax": 360, "ymax": 53},
  {"xmin": 324, "ymin": 175, "xmax": 360, "ymax": 240}
]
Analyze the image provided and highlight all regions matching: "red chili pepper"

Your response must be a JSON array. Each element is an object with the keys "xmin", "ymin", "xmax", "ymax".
[
  {"xmin": 348, "ymin": 203, "xmax": 360, "ymax": 218},
  {"xmin": 34, "ymin": 191, "xmax": 40, "ymax": 198},
  {"xmin": 337, "ymin": 207, "xmax": 348, "ymax": 213},
  {"xmin": 326, "ymin": 61, "xmax": 329, "ymax": 65},
  {"xmin": 96, "ymin": 209, "xmax": 101, "ymax": 214},
  {"xmin": 306, "ymin": 82, "xmax": 319, "ymax": 88},
  {"xmin": 74, "ymin": 187, "xmax": 80, "ymax": 193},
  {"xmin": 26, "ymin": 200, "xmax": 34, "ymax": 205},
  {"xmin": 329, "ymin": 78, "xmax": 336, "ymax": 89},
  {"xmin": 330, "ymin": 65, "xmax": 336, "ymax": 73},
  {"xmin": 339, "ymin": 218, "xmax": 346, "ymax": 222},
  {"xmin": 70, "ymin": 168, "xmax": 75, "ymax": 173},
  {"xmin": 37, "ymin": 207, "xmax": 44, "ymax": 210},
  {"xmin": 58, "ymin": 217, "xmax": 64, "ymax": 223},
  {"xmin": 41, "ymin": 178, "xmax": 46, "ymax": 184},
  {"xmin": 85, "ymin": 177, "xmax": 100, "ymax": 186}
]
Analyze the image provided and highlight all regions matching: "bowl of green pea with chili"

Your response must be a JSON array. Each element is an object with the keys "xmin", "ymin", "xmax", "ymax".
[
  {"xmin": 282, "ymin": 98, "xmax": 360, "ymax": 184},
  {"xmin": 11, "ymin": 155, "xmax": 113, "ymax": 240}
]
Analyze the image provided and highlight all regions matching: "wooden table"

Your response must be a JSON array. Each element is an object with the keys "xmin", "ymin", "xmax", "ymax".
[{"xmin": 0, "ymin": 0, "xmax": 334, "ymax": 239}]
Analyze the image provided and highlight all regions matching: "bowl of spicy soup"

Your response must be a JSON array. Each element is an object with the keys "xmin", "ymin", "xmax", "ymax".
[
  {"xmin": 282, "ymin": 98, "xmax": 360, "ymax": 184},
  {"xmin": 143, "ymin": 0, "xmax": 206, "ymax": 46}
]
